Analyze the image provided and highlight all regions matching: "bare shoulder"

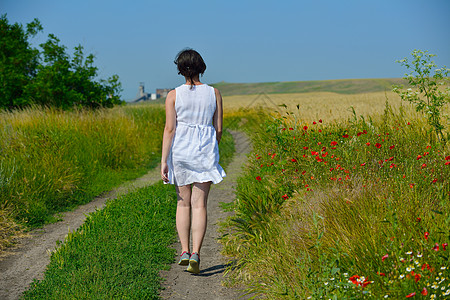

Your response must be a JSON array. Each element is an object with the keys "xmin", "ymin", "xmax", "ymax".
[
  {"xmin": 213, "ymin": 87, "xmax": 222, "ymax": 100},
  {"xmin": 166, "ymin": 89, "xmax": 176, "ymax": 104}
]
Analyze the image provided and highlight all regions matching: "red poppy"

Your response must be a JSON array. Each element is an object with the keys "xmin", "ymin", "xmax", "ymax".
[
  {"xmin": 417, "ymin": 217, "xmax": 421, "ymax": 222},
  {"xmin": 406, "ymin": 292, "xmax": 416, "ymax": 298},
  {"xmin": 302, "ymin": 154, "xmax": 308, "ymax": 158},
  {"xmin": 388, "ymin": 156, "xmax": 394, "ymax": 161},
  {"xmin": 303, "ymin": 146, "xmax": 308, "ymax": 150},
  {"xmin": 349, "ymin": 275, "xmax": 360, "ymax": 285},
  {"xmin": 291, "ymin": 158, "xmax": 297, "ymax": 162},
  {"xmin": 357, "ymin": 132, "xmax": 362, "ymax": 136},
  {"xmin": 426, "ymin": 145, "xmax": 431, "ymax": 149},
  {"xmin": 424, "ymin": 232, "xmax": 429, "ymax": 240},
  {"xmin": 417, "ymin": 155, "xmax": 422, "ymax": 160},
  {"xmin": 377, "ymin": 272, "xmax": 385, "ymax": 276},
  {"xmin": 322, "ymin": 152, "xmax": 328, "ymax": 157},
  {"xmin": 382, "ymin": 254, "xmax": 389, "ymax": 261},
  {"xmin": 421, "ymin": 288, "xmax": 428, "ymax": 296},
  {"xmin": 302, "ymin": 171, "xmax": 306, "ymax": 175},
  {"xmin": 414, "ymin": 273, "xmax": 421, "ymax": 283},
  {"xmin": 423, "ymin": 152, "xmax": 429, "ymax": 156},
  {"xmin": 319, "ymin": 119, "xmax": 322, "ymax": 123},
  {"xmin": 271, "ymin": 153, "xmax": 276, "ymax": 159},
  {"xmin": 256, "ymin": 176, "xmax": 262, "ymax": 181},
  {"xmin": 282, "ymin": 194, "xmax": 288, "ymax": 200},
  {"xmin": 390, "ymin": 164, "xmax": 396, "ymax": 168},
  {"xmin": 319, "ymin": 129, "xmax": 322, "ymax": 132},
  {"xmin": 366, "ymin": 142, "xmax": 371, "ymax": 146},
  {"xmin": 375, "ymin": 143, "xmax": 382, "ymax": 148},
  {"xmin": 443, "ymin": 243, "xmax": 448, "ymax": 250},
  {"xmin": 445, "ymin": 155, "xmax": 450, "ymax": 160},
  {"xmin": 409, "ymin": 183, "xmax": 415, "ymax": 188},
  {"xmin": 313, "ymin": 121, "xmax": 317, "ymax": 125},
  {"xmin": 407, "ymin": 122, "xmax": 411, "ymax": 125},
  {"xmin": 289, "ymin": 127, "xmax": 293, "ymax": 130},
  {"xmin": 389, "ymin": 145, "xmax": 395, "ymax": 149},
  {"xmin": 331, "ymin": 141, "xmax": 338, "ymax": 146},
  {"xmin": 363, "ymin": 130, "xmax": 368, "ymax": 134},
  {"xmin": 282, "ymin": 128, "xmax": 286, "ymax": 131},
  {"xmin": 432, "ymin": 243, "xmax": 439, "ymax": 251},
  {"xmin": 361, "ymin": 163, "xmax": 366, "ymax": 166},
  {"xmin": 303, "ymin": 126, "xmax": 308, "ymax": 131},
  {"xmin": 445, "ymin": 161, "xmax": 450, "ymax": 165},
  {"xmin": 311, "ymin": 151, "xmax": 319, "ymax": 156},
  {"xmin": 421, "ymin": 163, "xmax": 427, "ymax": 169},
  {"xmin": 343, "ymin": 134, "xmax": 349, "ymax": 138}
]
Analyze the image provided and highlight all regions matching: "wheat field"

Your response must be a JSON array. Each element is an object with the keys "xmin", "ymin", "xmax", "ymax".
[{"xmin": 223, "ymin": 91, "xmax": 405, "ymax": 122}]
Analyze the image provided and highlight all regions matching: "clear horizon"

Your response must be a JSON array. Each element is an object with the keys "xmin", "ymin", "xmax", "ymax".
[{"xmin": 3, "ymin": 0, "xmax": 450, "ymax": 100}]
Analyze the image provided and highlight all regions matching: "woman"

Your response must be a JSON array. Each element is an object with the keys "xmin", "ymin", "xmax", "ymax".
[{"xmin": 161, "ymin": 48, "xmax": 226, "ymax": 274}]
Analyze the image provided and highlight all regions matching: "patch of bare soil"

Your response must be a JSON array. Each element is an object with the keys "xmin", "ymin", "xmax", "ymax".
[{"xmin": 159, "ymin": 130, "xmax": 253, "ymax": 300}]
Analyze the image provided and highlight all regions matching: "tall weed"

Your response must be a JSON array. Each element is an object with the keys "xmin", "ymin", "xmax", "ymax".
[{"xmin": 0, "ymin": 105, "xmax": 165, "ymax": 231}]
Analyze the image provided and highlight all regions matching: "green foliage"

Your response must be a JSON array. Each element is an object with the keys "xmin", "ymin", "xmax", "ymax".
[
  {"xmin": 0, "ymin": 14, "xmax": 122, "ymax": 110},
  {"xmin": 221, "ymin": 106, "xmax": 450, "ymax": 299},
  {"xmin": 393, "ymin": 50, "xmax": 450, "ymax": 143},
  {"xmin": 21, "ymin": 182, "xmax": 178, "ymax": 300},
  {"xmin": 0, "ymin": 14, "xmax": 41, "ymax": 108}
]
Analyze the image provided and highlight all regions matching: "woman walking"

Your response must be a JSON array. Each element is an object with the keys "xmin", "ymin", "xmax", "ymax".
[{"xmin": 161, "ymin": 49, "xmax": 226, "ymax": 274}]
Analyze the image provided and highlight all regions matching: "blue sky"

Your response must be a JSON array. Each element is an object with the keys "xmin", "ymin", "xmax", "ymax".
[{"xmin": 3, "ymin": 0, "xmax": 450, "ymax": 100}]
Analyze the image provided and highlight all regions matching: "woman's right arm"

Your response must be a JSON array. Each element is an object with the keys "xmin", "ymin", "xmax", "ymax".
[{"xmin": 161, "ymin": 90, "xmax": 176, "ymax": 182}]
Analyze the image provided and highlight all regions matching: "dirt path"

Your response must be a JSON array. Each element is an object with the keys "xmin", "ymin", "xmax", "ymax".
[
  {"xmin": 0, "ymin": 165, "xmax": 162, "ymax": 300},
  {"xmin": 0, "ymin": 130, "xmax": 251, "ymax": 300},
  {"xmin": 159, "ymin": 130, "xmax": 252, "ymax": 300}
]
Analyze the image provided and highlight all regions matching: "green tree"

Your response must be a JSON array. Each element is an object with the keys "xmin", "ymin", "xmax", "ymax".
[
  {"xmin": 0, "ymin": 14, "xmax": 123, "ymax": 110},
  {"xmin": 0, "ymin": 14, "xmax": 42, "ymax": 109},
  {"xmin": 393, "ymin": 50, "xmax": 450, "ymax": 143}
]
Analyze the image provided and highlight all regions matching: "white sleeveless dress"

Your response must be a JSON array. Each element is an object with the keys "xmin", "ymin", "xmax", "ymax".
[{"xmin": 166, "ymin": 84, "xmax": 226, "ymax": 186}]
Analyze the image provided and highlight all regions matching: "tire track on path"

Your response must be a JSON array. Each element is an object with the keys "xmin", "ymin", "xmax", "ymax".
[{"xmin": 160, "ymin": 130, "xmax": 252, "ymax": 300}]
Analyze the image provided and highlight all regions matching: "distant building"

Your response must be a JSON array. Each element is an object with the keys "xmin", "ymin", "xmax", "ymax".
[
  {"xmin": 131, "ymin": 84, "xmax": 172, "ymax": 103},
  {"xmin": 132, "ymin": 82, "xmax": 153, "ymax": 103}
]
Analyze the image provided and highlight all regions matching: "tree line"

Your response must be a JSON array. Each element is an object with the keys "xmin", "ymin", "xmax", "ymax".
[{"xmin": 0, "ymin": 14, "xmax": 123, "ymax": 110}]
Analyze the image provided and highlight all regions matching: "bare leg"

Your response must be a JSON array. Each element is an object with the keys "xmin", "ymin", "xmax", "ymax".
[
  {"xmin": 191, "ymin": 182, "xmax": 211, "ymax": 254},
  {"xmin": 176, "ymin": 184, "xmax": 192, "ymax": 253}
]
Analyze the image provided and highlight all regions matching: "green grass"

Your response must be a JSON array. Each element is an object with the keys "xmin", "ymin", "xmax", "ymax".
[
  {"xmin": 21, "ymin": 182, "xmax": 177, "ymax": 300},
  {"xmin": 212, "ymin": 78, "xmax": 408, "ymax": 96},
  {"xmin": 220, "ymin": 104, "xmax": 450, "ymax": 299},
  {"xmin": 0, "ymin": 104, "xmax": 165, "ymax": 248}
]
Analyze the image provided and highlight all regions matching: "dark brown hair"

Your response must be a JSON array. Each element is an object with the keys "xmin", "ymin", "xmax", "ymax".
[{"xmin": 174, "ymin": 48, "xmax": 207, "ymax": 89}]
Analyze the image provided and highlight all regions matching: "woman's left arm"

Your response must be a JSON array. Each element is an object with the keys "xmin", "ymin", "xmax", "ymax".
[{"xmin": 213, "ymin": 88, "xmax": 223, "ymax": 144}]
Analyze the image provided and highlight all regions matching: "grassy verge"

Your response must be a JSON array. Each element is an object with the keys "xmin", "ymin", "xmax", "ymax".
[
  {"xmin": 20, "ymin": 126, "xmax": 236, "ymax": 299},
  {"xmin": 21, "ymin": 182, "xmax": 177, "ymax": 299},
  {"xmin": 220, "ymin": 103, "xmax": 449, "ymax": 299},
  {"xmin": 0, "ymin": 104, "xmax": 165, "ymax": 250}
]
